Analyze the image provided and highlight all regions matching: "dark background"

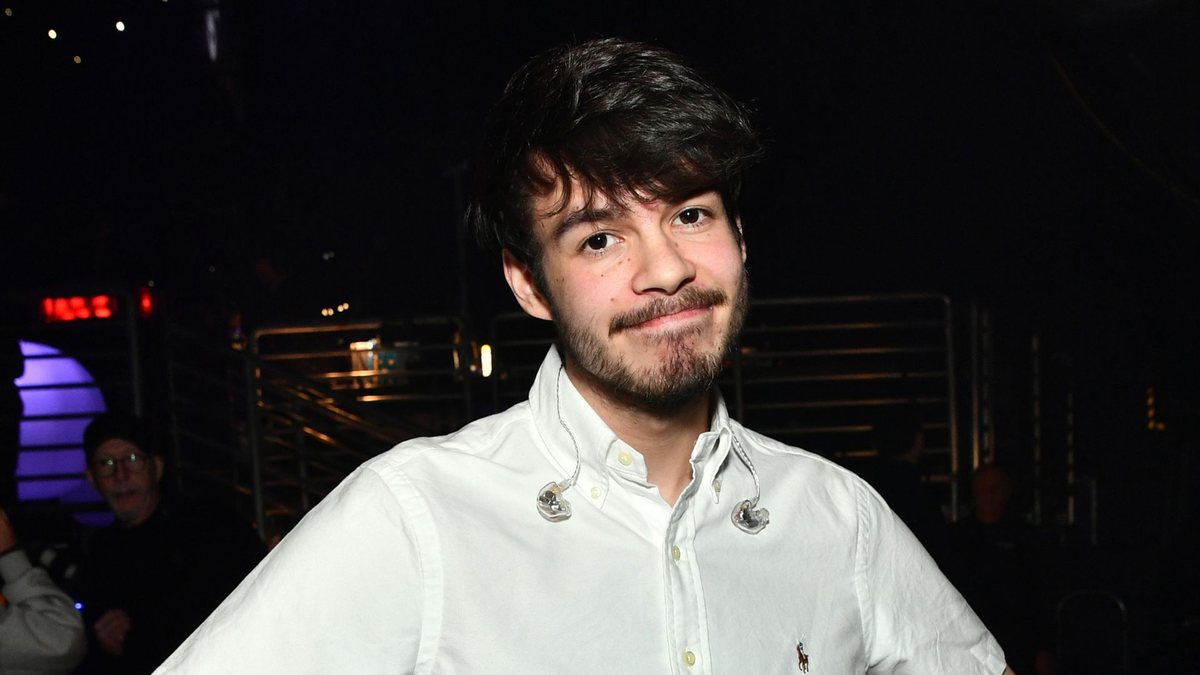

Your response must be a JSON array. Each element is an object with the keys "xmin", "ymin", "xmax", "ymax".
[
  {"xmin": 4, "ymin": 1, "xmax": 1197, "ymax": 325},
  {"xmin": 5, "ymin": 0, "xmax": 1198, "ymax": 485},
  {"xmin": 3, "ymin": 0, "xmax": 1199, "ymax": 668}
]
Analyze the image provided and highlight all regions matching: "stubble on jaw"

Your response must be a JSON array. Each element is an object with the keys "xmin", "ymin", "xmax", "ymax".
[{"xmin": 552, "ymin": 269, "xmax": 750, "ymax": 414}]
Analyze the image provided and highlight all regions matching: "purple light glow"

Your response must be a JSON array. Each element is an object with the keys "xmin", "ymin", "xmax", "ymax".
[
  {"xmin": 20, "ymin": 387, "xmax": 106, "ymax": 417},
  {"xmin": 16, "ymin": 449, "xmax": 86, "ymax": 476},
  {"xmin": 13, "ymin": 341, "xmax": 107, "ymax": 512},
  {"xmin": 18, "ymin": 478, "xmax": 101, "ymax": 503},
  {"xmin": 19, "ymin": 418, "xmax": 93, "ymax": 448},
  {"xmin": 17, "ymin": 347, "xmax": 97, "ymax": 386}
]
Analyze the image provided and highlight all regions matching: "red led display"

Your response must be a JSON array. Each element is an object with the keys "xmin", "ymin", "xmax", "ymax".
[
  {"xmin": 41, "ymin": 295, "xmax": 117, "ymax": 323},
  {"xmin": 138, "ymin": 287, "xmax": 154, "ymax": 317}
]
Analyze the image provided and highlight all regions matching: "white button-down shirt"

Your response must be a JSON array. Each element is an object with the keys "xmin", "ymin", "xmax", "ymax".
[{"xmin": 157, "ymin": 348, "xmax": 1006, "ymax": 674}]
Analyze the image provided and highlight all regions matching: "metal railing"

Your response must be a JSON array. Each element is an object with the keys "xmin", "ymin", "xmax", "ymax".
[
  {"xmin": 487, "ymin": 312, "xmax": 556, "ymax": 413},
  {"xmin": 165, "ymin": 325, "xmax": 433, "ymax": 535},
  {"xmin": 252, "ymin": 316, "xmax": 474, "ymax": 432}
]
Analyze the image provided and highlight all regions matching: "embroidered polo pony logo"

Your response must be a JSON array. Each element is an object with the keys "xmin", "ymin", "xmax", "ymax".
[{"xmin": 796, "ymin": 641, "xmax": 810, "ymax": 672}]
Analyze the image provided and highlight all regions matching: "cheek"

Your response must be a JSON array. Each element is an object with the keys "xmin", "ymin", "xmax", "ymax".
[{"xmin": 695, "ymin": 242, "xmax": 744, "ymax": 281}]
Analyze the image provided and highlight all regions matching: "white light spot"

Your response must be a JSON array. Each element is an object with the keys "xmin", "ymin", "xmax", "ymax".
[
  {"xmin": 4, "ymin": 8, "xmax": 13, "ymax": 18},
  {"xmin": 208, "ymin": 265, "xmax": 216, "ymax": 273},
  {"xmin": 48, "ymin": 28, "xmax": 57, "ymax": 39},
  {"xmin": 204, "ymin": 9, "xmax": 219, "ymax": 62},
  {"xmin": 115, "ymin": 20, "xmax": 125, "ymax": 31},
  {"xmin": 322, "ymin": 250, "xmax": 335, "ymax": 260},
  {"xmin": 480, "ymin": 344, "xmax": 493, "ymax": 378},
  {"xmin": 72, "ymin": 55, "xmax": 81, "ymax": 64}
]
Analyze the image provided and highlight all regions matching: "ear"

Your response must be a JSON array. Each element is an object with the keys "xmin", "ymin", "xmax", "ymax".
[
  {"xmin": 502, "ymin": 250, "xmax": 553, "ymax": 321},
  {"xmin": 152, "ymin": 455, "xmax": 165, "ymax": 484},
  {"xmin": 85, "ymin": 469, "xmax": 96, "ymax": 490},
  {"xmin": 736, "ymin": 218, "xmax": 747, "ymax": 263}
]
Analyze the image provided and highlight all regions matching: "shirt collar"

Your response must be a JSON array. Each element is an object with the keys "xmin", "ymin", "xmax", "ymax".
[{"xmin": 527, "ymin": 347, "xmax": 735, "ymax": 507}]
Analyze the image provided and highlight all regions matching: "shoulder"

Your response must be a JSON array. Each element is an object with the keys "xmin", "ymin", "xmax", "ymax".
[
  {"xmin": 364, "ymin": 401, "xmax": 536, "ymax": 479},
  {"xmin": 731, "ymin": 421, "xmax": 895, "ymax": 538},
  {"xmin": 289, "ymin": 402, "xmax": 540, "ymax": 526},
  {"xmin": 734, "ymin": 422, "xmax": 875, "ymax": 497}
]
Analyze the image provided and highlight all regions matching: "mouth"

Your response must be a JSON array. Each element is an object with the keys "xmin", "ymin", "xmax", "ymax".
[
  {"xmin": 610, "ymin": 287, "xmax": 727, "ymax": 335},
  {"xmin": 631, "ymin": 306, "xmax": 711, "ymax": 331},
  {"xmin": 107, "ymin": 488, "xmax": 144, "ymax": 500}
]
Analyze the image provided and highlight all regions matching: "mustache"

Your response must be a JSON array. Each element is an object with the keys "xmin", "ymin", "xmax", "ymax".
[{"xmin": 608, "ymin": 286, "xmax": 728, "ymax": 335}]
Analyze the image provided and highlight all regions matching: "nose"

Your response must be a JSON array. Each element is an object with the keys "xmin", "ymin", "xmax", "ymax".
[{"xmin": 631, "ymin": 228, "xmax": 695, "ymax": 295}]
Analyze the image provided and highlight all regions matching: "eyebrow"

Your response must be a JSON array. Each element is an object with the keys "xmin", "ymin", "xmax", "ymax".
[{"xmin": 550, "ymin": 205, "xmax": 624, "ymax": 243}]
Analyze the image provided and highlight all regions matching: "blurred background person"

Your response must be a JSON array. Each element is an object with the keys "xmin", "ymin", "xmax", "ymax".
[
  {"xmin": 949, "ymin": 464, "xmax": 1058, "ymax": 675},
  {"xmin": 76, "ymin": 414, "xmax": 263, "ymax": 674},
  {"xmin": 0, "ymin": 505, "xmax": 86, "ymax": 675}
]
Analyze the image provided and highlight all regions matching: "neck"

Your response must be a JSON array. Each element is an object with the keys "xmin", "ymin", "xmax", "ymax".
[{"xmin": 565, "ymin": 362, "xmax": 711, "ymax": 506}]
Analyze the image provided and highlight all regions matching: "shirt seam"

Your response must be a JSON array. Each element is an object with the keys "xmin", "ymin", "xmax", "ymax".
[
  {"xmin": 364, "ymin": 464, "xmax": 444, "ymax": 675},
  {"xmin": 853, "ymin": 477, "xmax": 875, "ymax": 666}
]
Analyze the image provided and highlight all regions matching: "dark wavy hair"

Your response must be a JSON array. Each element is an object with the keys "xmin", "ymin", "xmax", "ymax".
[{"xmin": 469, "ymin": 38, "xmax": 762, "ymax": 286}]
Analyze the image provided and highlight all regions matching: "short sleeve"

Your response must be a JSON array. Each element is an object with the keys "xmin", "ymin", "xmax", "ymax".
[
  {"xmin": 155, "ymin": 464, "xmax": 433, "ymax": 674},
  {"xmin": 854, "ymin": 481, "xmax": 1008, "ymax": 674}
]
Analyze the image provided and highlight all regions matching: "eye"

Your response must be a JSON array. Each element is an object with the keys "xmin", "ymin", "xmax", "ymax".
[
  {"xmin": 675, "ymin": 207, "xmax": 709, "ymax": 226},
  {"xmin": 582, "ymin": 232, "xmax": 616, "ymax": 252}
]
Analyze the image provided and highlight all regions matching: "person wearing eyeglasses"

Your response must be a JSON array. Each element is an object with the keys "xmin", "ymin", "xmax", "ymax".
[
  {"xmin": 77, "ymin": 414, "xmax": 263, "ymax": 675},
  {"xmin": 84, "ymin": 419, "xmax": 163, "ymax": 531}
]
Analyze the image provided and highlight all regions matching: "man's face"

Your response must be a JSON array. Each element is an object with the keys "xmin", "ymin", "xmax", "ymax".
[
  {"xmin": 504, "ymin": 184, "xmax": 748, "ymax": 411},
  {"xmin": 87, "ymin": 438, "xmax": 163, "ymax": 527}
]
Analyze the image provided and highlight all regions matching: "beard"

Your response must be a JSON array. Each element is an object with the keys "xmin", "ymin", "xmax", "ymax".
[{"xmin": 552, "ymin": 268, "xmax": 749, "ymax": 413}]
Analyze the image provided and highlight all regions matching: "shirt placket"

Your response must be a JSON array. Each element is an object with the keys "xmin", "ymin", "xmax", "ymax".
[{"xmin": 663, "ymin": 476, "xmax": 712, "ymax": 673}]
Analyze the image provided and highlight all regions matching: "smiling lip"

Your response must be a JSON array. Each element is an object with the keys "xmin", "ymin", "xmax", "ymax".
[
  {"xmin": 631, "ymin": 306, "xmax": 711, "ymax": 331},
  {"xmin": 610, "ymin": 287, "xmax": 728, "ymax": 335}
]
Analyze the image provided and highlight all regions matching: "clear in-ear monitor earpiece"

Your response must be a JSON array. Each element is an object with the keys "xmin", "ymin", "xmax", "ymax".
[
  {"xmin": 537, "ymin": 481, "xmax": 572, "ymax": 522},
  {"xmin": 536, "ymin": 367, "xmax": 582, "ymax": 523},
  {"xmin": 731, "ymin": 499, "xmax": 769, "ymax": 534}
]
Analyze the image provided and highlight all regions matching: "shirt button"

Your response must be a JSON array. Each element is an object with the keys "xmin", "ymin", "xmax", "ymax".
[
  {"xmin": 617, "ymin": 450, "xmax": 633, "ymax": 466},
  {"xmin": 672, "ymin": 545, "xmax": 681, "ymax": 561},
  {"xmin": 684, "ymin": 650, "xmax": 696, "ymax": 667},
  {"xmin": 590, "ymin": 486, "xmax": 602, "ymax": 500}
]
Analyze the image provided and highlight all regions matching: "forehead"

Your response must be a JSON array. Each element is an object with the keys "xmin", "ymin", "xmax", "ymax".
[
  {"xmin": 94, "ymin": 437, "xmax": 139, "ymax": 458},
  {"xmin": 531, "ymin": 173, "xmax": 618, "ymax": 220},
  {"xmin": 526, "ymin": 154, "xmax": 719, "ymax": 224}
]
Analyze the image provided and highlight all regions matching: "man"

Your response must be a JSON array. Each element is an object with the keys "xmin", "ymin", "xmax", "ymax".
[
  {"xmin": 157, "ymin": 39, "xmax": 1012, "ymax": 673},
  {"xmin": 950, "ymin": 465, "xmax": 1057, "ymax": 675},
  {"xmin": 1, "ymin": 506, "xmax": 86, "ymax": 675},
  {"xmin": 79, "ymin": 414, "xmax": 262, "ymax": 674}
]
